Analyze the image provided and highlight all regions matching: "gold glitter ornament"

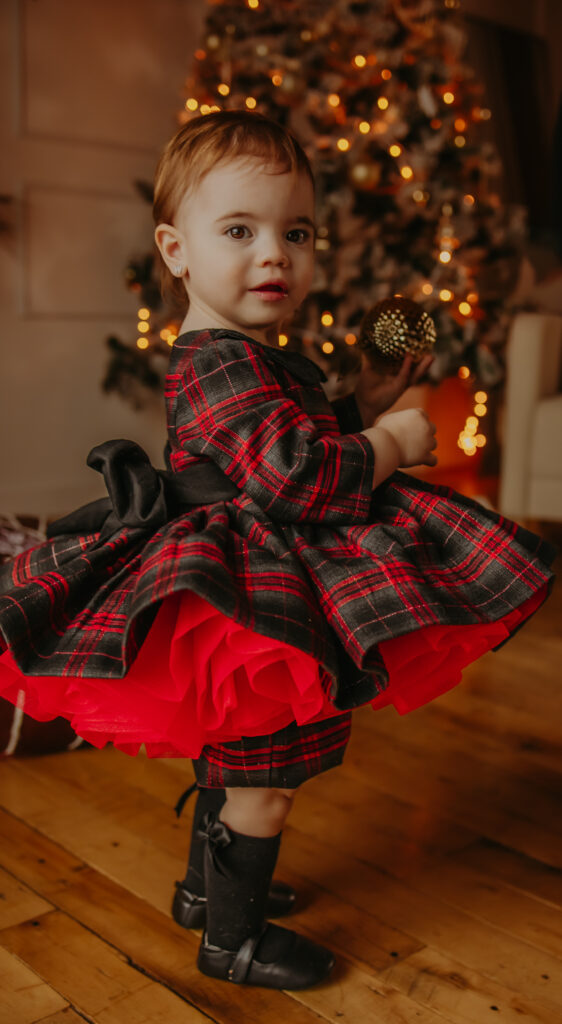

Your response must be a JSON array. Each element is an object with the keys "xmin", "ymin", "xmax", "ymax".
[{"xmin": 359, "ymin": 297, "xmax": 436, "ymax": 368}]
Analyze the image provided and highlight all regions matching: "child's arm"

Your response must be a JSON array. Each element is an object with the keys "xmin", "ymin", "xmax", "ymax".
[
  {"xmin": 175, "ymin": 335, "xmax": 377, "ymax": 525},
  {"xmin": 353, "ymin": 352, "xmax": 434, "ymax": 428}
]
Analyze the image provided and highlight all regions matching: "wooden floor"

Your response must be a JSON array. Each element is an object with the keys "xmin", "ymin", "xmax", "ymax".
[{"xmin": 2, "ymin": 543, "xmax": 561, "ymax": 1023}]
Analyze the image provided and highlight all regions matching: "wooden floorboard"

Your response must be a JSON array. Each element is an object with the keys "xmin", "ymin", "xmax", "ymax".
[{"xmin": 1, "ymin": 541, "xmax": 561, "ymax": 1023}]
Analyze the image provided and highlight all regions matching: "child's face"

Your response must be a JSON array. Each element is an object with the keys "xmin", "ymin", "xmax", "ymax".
[{"xmin": 166, "ymin": 156, "xmax": 315, "ymax": 344}]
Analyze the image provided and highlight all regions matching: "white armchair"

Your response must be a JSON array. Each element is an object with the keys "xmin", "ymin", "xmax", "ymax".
[{"xmin": 499, "ymin": 312, "xmax": 562, "ymax": 522}]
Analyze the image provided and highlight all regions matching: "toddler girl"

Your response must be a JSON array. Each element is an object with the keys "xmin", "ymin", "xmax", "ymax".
[{"xmin": 0, "ymin": 111, "xmax": 555, "ymax": 990}]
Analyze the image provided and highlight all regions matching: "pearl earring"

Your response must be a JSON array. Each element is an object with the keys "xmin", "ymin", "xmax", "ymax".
[{"xmin": 175, "ymin": 265, "xmax": 183, "ymax": 277}]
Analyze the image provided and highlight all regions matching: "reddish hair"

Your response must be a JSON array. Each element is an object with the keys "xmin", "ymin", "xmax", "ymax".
[{"xmin": 153, "ymin": 110, "xmax": 314, "ymax": 306}]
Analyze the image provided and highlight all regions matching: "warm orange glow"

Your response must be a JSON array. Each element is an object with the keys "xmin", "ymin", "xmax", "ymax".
[
  {"xmin": 458, "ymin": 302, "xmax": 472, "ymax": 316},
  {"xmin": 245, "ymin": 96, "xmax": 257, "ymax": 109},
  {"xmin": 381, "ymin": 68, "xmax": 392, "ymax": 80},
  {"xmin": 345, "ymin": 333, "xmax": 357, "ymax": 345},
  {"xmin": 217, "ymin": 83, "xmax": 230, "ymax": 96},
  {"xmin": 454, "ymin": 118, "xmax": 466, "ymax": 131},
  {"xmin": 337, "ymin": 138, "xmax": 350, "ymax": 151},
  {"xmin": 354, "ymin": 54, "xmax": 367, "ymax": 68},
  {"xmin": 421, "ymin": 283, "xmax": 433, "ymax": 295},
  {"xmin": 474, "ymin": 391, "xmax": 488, "ymax": 403},
  {"xmin": 439, "ymin": 251, "xmax": 452, "ymax": 264},
  {"xmin": 185, "ymin": 98, "xmax": 199, "ymax": 111},
  {"xmin": 137, "ymin": 337, "xmax": 149, "ymax": 349},
  {"xmin": 454, "ymin": 135, "xmax": 466, "ymax": 148},
  {"xmin": 377, "ymin": 97, "xmax": 389, "ymax": 110},
  {"xmin": 389, "ymin": 144, "xmax": 402, "ymax": 157},
  {"xmin": 322, "ymin": 341, "xmax": 335, "ymax": 354},
  {"xmin": 443, "ymin": 91, "xmax": 455, "ymax": 104},
  {"xmin": 328, "ymin": 93, "xmax": 341, "ymax": 107},
  {"xmin": 137, "ymin": 321, "xmax": 149, "ymax": 333},
  {"xmin": 458, "ymin": 366, "xmax": 470, "ymax": 379},
  {"xmin": 278, "ymin": 334, "xmax": 288, "ymax": 347},
  {"xmin": 194, "ymin": 49, "xmax": 206, "ymax": 61},
  {"xmin": 271, "ymin": 73, "xmax": 283, "ymax": 86},
  {"xmin": 359, "ymin": 121, "xmax": 371, "ymax": 134},
  {"xmin": 439, "ymin": 289, "xmax": 453, "ymax": 301},
  {"xmin": 474, "ymin": 403, "xmax": 487, "ymax": 417},
  {"xmin": 400, "ymin": 165, "xmax": 413, "ymax": 179},
  {"xmin": 138, "ymin": 308, "xmax": 150, "ymax": 320},
  {"xmin": 321, "ymin": 312, "xmax": 334, "ymax": 326}
]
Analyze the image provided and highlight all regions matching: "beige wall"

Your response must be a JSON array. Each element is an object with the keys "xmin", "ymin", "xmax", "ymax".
[{"xmin": 0, "ymin": 0, "xmax": 205, "ymax": 516}]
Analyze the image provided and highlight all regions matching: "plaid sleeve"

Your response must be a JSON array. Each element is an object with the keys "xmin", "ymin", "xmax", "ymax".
[{"xmin": 175, "ymin": 335, "xmax": 375, "ymax": 524}]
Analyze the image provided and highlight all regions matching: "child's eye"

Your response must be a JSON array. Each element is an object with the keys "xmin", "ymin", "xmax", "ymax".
[
  {"xmin": 286, "ymin": 228, "xmax": 310, "ymax": 244},
  {"xmin": 226, "ymin": 225, "xmax": 251, "ymax": 240}
]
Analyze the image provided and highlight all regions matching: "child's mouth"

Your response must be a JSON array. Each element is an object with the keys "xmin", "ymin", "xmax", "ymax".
[{"xmin": 250, "ymin": 282, "xmax": 289, "ymax": 301}]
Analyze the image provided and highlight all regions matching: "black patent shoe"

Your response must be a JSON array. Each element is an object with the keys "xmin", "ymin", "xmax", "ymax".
[
  {"xmin": 197, "ymin": 922, "xmax": 335, "ymax": 989},
  {"xmin": 172, "ymin": 878, "xmax": 296, "ymax": 930}
]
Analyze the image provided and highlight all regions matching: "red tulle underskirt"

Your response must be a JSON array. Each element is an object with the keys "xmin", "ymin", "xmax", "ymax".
[{"xmin": 0, "ymin": 586, "xmax": 547, "ymax": 758}]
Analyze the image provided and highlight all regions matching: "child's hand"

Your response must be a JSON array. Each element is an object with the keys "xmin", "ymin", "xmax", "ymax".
[
  {"xmin": 376, "ymin": 408, "xmax": 438, "ymax": 468},
  {"xmin": 354, "ymin": 352, "xmax": 434, "ymax": 427}
]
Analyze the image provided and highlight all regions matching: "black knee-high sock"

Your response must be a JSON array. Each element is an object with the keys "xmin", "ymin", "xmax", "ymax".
[
  {"xmin": 202, "ymin": 813, "xmax": 281, "ymax": 951},
  {"xmin": 181, "ymin": 786, "xmax": 226, "ymax": 894}
]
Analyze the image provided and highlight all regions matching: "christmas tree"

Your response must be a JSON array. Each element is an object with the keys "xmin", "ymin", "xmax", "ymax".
[{"xmin": 106, "ymin": 0, "xmax": 524, "ymax": 434}]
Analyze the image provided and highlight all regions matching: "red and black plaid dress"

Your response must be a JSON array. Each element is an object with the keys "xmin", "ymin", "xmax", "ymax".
[{"xmin": 0, "ymin": 329, "xmax": 555, "ymax": 786}]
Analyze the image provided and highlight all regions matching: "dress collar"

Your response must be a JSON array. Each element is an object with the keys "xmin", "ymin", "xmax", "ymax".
[{"xmin": 177, "ymin": 328, "xmax": 328, "ymax": 386}]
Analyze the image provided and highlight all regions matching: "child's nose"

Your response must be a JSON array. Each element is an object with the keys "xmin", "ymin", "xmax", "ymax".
[{"xmin": 258, "ymin": 237, "xmax": 289, "ymax": 267}]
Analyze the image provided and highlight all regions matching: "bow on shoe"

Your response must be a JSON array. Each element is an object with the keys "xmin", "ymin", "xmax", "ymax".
[{"xmin": 196, "ymin": 811, "xmax": 233, "ymax": 878}]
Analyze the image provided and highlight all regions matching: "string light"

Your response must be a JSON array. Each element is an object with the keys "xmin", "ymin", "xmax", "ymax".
[
  {"xmin": 278, "ymin": 333, "xmax": 288, "ymax": 347},
  {"xmin": 345, "ymin": 333, "xmax": 357, "ymax": 345},
  {"xmin": 474, "ymin": 403, "xmax": 487, "ymax": 417},
  {"xmin": 439, "ymin": 289, "xmax": 453, "ymax": 301},
  {"xmin": 439, "ymin": 250, "xmax": 452, "ymax": 263},
  {"xmin": 463, "ymin": 194, "xmax": 475, "ymax": 206},
  {"xmin": 328, "ymin": 93, "xmax": 341, "ymax": 107},
  {"xmin": 217, "ymin": 83, "xmax": 230, "ymax": 96},
  {"xmin": 400, "ymin": 165, "xmax": 413, "ymax": 179},
  {"xmin": 321, "ymin": 312, "xmax": 334, "ymax": 326},
  {"xmin": 322, "ymin": 341, "xmax": 335, "ymax": 354},
  {"xmin": 160, "ymin": 329, "xmax": 171, "ymax": 341},
  {"xmin": 247, "ymin": 0, "xmax": 259, "ymax": 8},
  {"xmin": 245, "ymin": 96, "xmax": 257, "ymax": 109},
  {"xmin": 475, "ymin": 391, "xmax": 488, "ymax": 403},
  {"xmin": 381, "ymin": 68, "xmax": 392, "ymax": 80},
  {"xmin": 389, "ymin": 144, "xmax": 402, "ymax": 157},
  {"xmin": 377, "ymin": 97, "xmax": 389, "ymax": 110},
  {"xmin": 443, "ymin": 91, "xmax": 455, "ymax": 104},
  {"xmin": 271, "ymin": 73, "xmax": 283, "ymax": 86},
  {"xmin": 337, "ymin": 138, "xmax": 350, "ymax": 151},
  {"xmin": 194, "ymin": 49, "xmax": 206, "ymax": 61},
  {"xmin": 185, "ymin": 98, "xmax": 199, "ymax": 111},
  {"xmin": 137, "ymin": 321, "xmax": 150, "ymax": 333},
  {"xmin": 354, "ymin": 54, "xmax": 367, "ymax": 68},
  {"xmin": 458, "ymin": 366, "xmax": 470, "ymax": 380},
  {"xmin": 454, "ymin": 118, "xmax": 466, "ymax": 132},
  {"xmin": 458, "ymin": 301, "xmax": 472, "ymax": 316},
  {"xmin": 137, "ymin": 337, "xmax": 149, "ymax": 350},
  {"xmin": 421, "ymin": 282, "xmax": 433, "ymax": 295},
  {"xmin": 467, "ymin": 290, "xmax": 479, "ymax": 303},
  {"xmin": 359, "ymin": 121, "xmax": 371, "ymax": 134},
  {"xmin": 454, "ymin": 135, "xmax": 466, "ymax": 147},
  {"xmin": 413, "ymin": 189, "xmax": 425, "ymax": 203},
  {"xmin": 138, "ymin": 308, "xmax": 150, "ymax": 320},
  {"xmin": 167, "ymin": 332, "xmax": 177, "ymax": 347}
]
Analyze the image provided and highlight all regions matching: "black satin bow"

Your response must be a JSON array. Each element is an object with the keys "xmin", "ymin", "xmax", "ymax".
[
  {"xmin": 196, "ymin": 811, "xmax": 233, "ymax": 877},
  {"xmin": 47, "ymin": 439, "xmax": 239, "ymax": 539}
]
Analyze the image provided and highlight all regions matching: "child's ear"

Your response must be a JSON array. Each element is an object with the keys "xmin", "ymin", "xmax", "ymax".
[{"xmin": 154, "ymin": 224, "xmax": 189, "ymax": 278}]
